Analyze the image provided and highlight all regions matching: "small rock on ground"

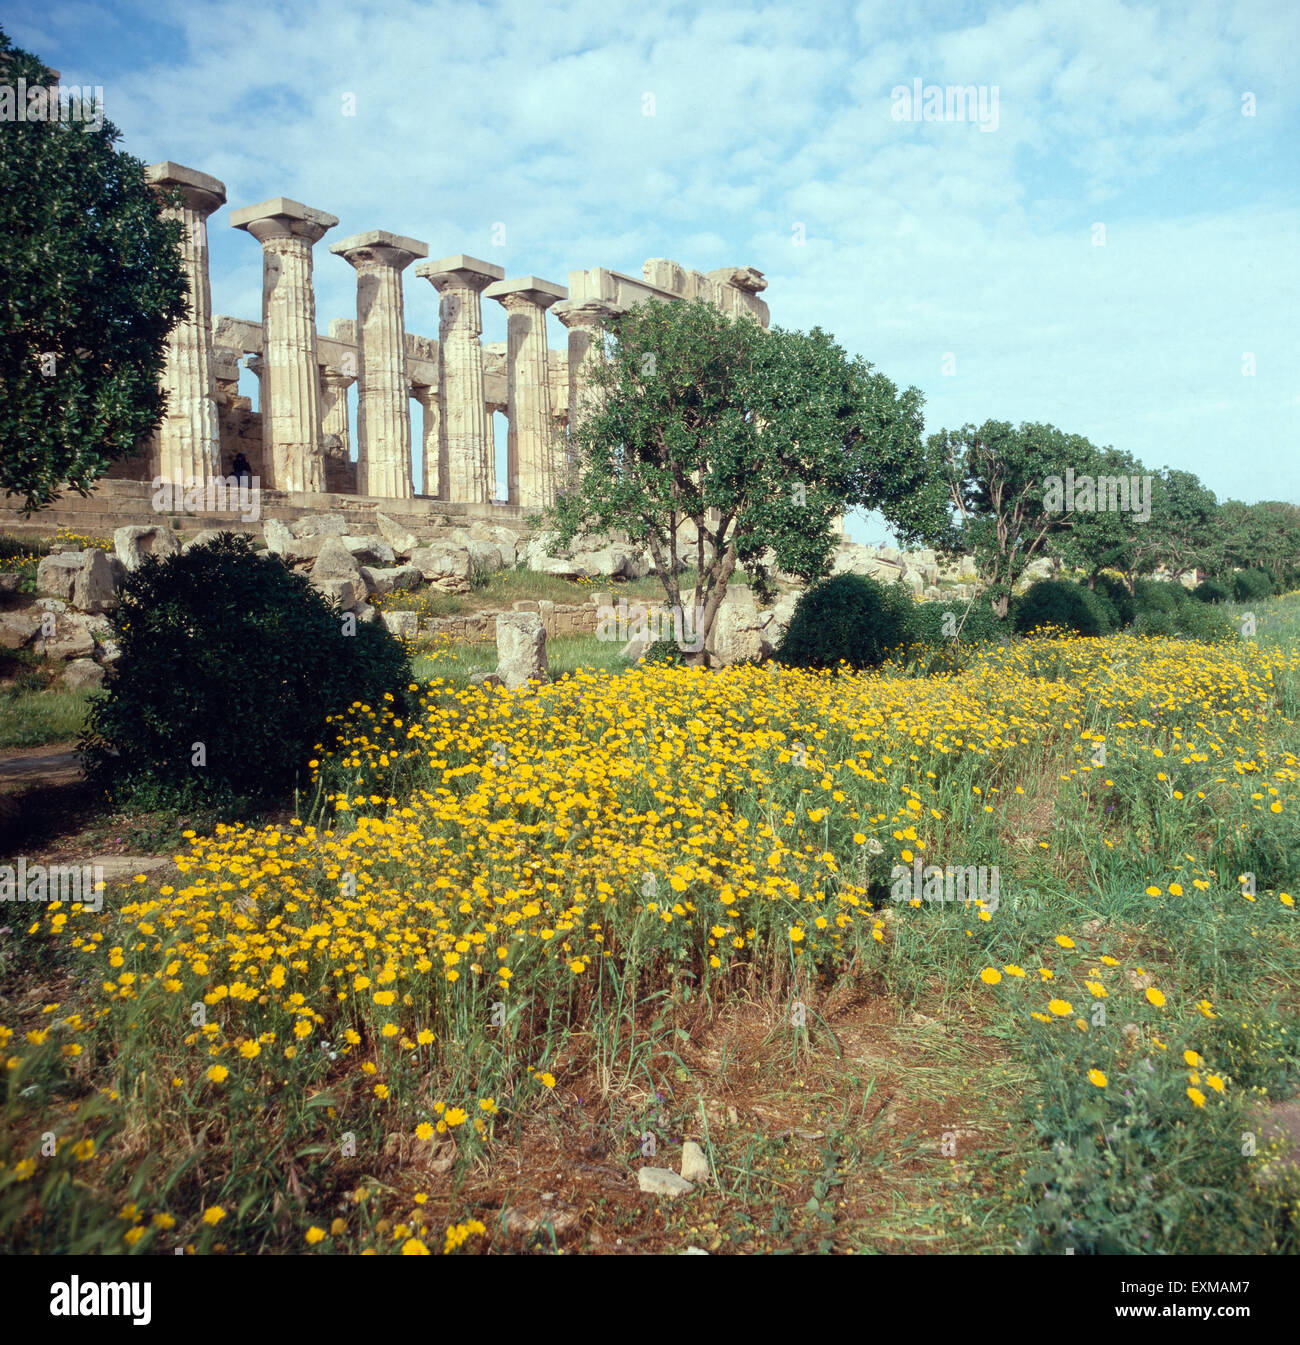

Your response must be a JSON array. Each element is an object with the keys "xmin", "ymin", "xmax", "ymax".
[{"xmin": 637, "ymin": 1167, "xmax": 694, "ymax": 1198}]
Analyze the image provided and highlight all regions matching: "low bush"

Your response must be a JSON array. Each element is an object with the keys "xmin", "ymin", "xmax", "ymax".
[
  {"xmin": 81, "ymin": 532, "xmax": 411, "ymax": 808},
  {"xmin": 1014, "ymin": 579, "xmax": 1117, "ymax": 637},
  {"xmin": 1232, "ymin": 568, "xmax": 1277, "ymax": 601},
  {"xmin": 909, "ymin": 599, "xmax": 1008, "ymax": 647},
  {"xmin": 777, "ymin": 573, "xmax": 914, "ymax": 670},
  {"xmin": 1130, "ymin": 604, "xmax": 1238, "ymax": 643},
  {"xmin": 1193, "ymin": 578, "xmax": 1231, "ymax": 604}
]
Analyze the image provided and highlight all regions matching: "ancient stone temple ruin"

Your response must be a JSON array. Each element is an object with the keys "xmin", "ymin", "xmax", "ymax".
[{"xmin": 117, "ymin": 161, "xmax": 771, "ymax": 516}]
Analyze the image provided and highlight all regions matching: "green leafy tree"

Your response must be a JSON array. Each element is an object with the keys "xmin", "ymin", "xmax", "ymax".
[
  {"xmin": 0, "ymin": 28, "xmax": 188, "ymax": 512},
  {"xmin": 1056, "ymin": 445, "xmax": 1150, "ymax": 590},
  {"xmin": 1125, "ymin": 469, "xmax": 1218, "ymax": 582},
  {"xmin": 928, "ymin": 420, "xmax": 1100, "ymax": 618},
  {"xmin": 550, "ymin": 299, "xmax": 946, "ymax": 659}
]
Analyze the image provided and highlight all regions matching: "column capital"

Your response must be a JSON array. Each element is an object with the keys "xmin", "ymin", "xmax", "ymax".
[
  {"xmin": 552, "ymin": 297, "xmax": 620, "ymax": 330},
  {"xmin": 414, "ymin": 254, "xmax": 505, "ymax": 294},
  {"xmin": 145, "ymin": 161, "xmax": 227, "ymax": 218},
  {"xmin": 331, "ymin": 230, "xmax": 428, "ymax": 272},
  {"xmin": 321, "ymin": 365, "xmax": 357, "ymax": 390},
  {"xmin": 485, "ymin": 275, "xmax": 568, "ymax": 312},
  {"xmin": 231, "ymin": 197, "xmax": 338, "ymax": 246}
]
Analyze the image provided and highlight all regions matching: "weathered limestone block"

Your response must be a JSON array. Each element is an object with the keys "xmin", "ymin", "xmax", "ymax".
[
  {"xmin": 381, "ymin": 609, "xmax": 419, "ymax": 640},
  {"xmin": 312, "ymin": 535, "xmax": 363, "ymax": 581},
  {"xmin": 263, "ymin": 518, "xmax": 295, "ymax": 555},
  {"xmin": 115, "ymin": 526, "xmax": 181, "ymax": 572},
  {"xmin": 0, "ymin": 610, "xmax": 40, "ymax": 649},
  {"xmin": 331, "ymin": 231, "xmax": 428, "ymax": 498},
  {"xmin": 415, "ymin": 255, "xmax": 504, "ymax": 503},
  {"xmin": 485, "ymin": 277, "xmax": 567, "ymax": 508},
  {"xmin": 72, "ymin": 550, "xmax": 125, "ymax": 613},
  {"xmin": 495, "ymin": 612, "xmax": 548, "ymax": 688},
  {"xmin": 231, "ymin": 197, "xmax": 338, "ymax": 492},
  {"xmin": 144, "ymin": 163, "xmax": 227, "ymax": 487},
  {"xmin": 64, "ymin": 657, "xmax": 105, "ymax": 690},
  {"xmin": 32, "ymin": 614, "xmax": 96, "ymax": 660},
  {"xmin": 341, "ymin": 535, "xmax": 396, "ymax": 567},
  {"xmin": 375, "ymin": 512, "xmax": 419, "ymax": 558},
  {"xmin": 407, "ymin": 543, "xmax": 471, "ymax": 592},
  {"xmin": 292, "ymin": 514, "xmax": 349, "ymax": 539},
  {"xmin": 314, "ymin": 576, "xmax": 363, "ymax": 610},
  {"xmin": 36, "ymin": 553, "xmax": 85, "ymax": 602},
  {"xmin": 358, "ymin": 564, "xmax": 421, "ymax": 596},
  {"xmin": 181, "ymin": 529, "xmax": 228, "ymax": 552}
]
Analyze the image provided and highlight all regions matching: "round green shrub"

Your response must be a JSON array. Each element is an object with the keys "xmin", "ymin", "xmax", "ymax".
[
  {"xmin": 1192, "ymin": 578, "xmax": 1230, "ymax": 604},
  {"xmin": 1132, "ymin": 579, "xmax": 1188, "ymax": 615},
  {"xmin": 1013, "ymin": 579, "xmax": 1116, "ymax": 637},
  {"xmin": 909, "ymin": 599, "xmax": 1007, "ymax": 647},
  {"xmin": 776, "ymin": 573, "xmax": 914, "ymax": 670},
  {"xmin": 1231, "ymin": 567, "xmax": 1276, "ymax": 601},
  {"xmin": 1131, "ymin": 604, "xmax": 1238, "ymax": 643},
  {"xmin": 1085, "ymin": 573, "xmax": 1136, "ymax": 627},
  {"xmin": 82, "ymin": 532, "xmax": 411, "ymax": 807}
]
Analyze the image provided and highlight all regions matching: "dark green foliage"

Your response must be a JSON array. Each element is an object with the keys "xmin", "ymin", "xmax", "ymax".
[
  {"xmin": 1014, "ymin": 579, "xmax": 1116, "ymax": 637},
  {"xmin": 1085, "ymin": 573, "xmax": 1136, "ymax": 627},
  {"xmin": 1193, "ymin": 578, "xmax": 1230, "ymax": 604},
  {"xmin": 776, "ymin": 573, "xmax": 914, "ymax": 670},
  {"xmin": 0, "ymin": 29, "xmax": 189, "ymax": 513},
  {"xmin": 909, "ymin": 599, "xmax": 1008, "ymax": 647},
  {"xmin": 1130, "ymin": 604, "xmax": 1238, "ymax": 643},
  {"xmin": 640, "ymin": 639, "xmax": 687, "ymax": 667},
  {"xmin": 1232, "ymin": 567, "xmax": 1276, "ymax": 601},
  {"xmin": 1132, "ymin": 579, "xmax": 1187, "ymax": 615},
  {"xmin": 81, "ymin": 534, "xmax": 411, "ymax": 807}
]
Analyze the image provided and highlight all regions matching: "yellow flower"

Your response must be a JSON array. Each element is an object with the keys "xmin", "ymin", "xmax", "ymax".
[
  {"xmin": 1206, "ymin": 1075, "xmax": 1225, "ymax": 1093},
  {"xmin": 445, "ymin": 1107, "xmax": 468, "ymax": 1127},
  {"xmin": 540, "ymin": 1072, "xmax": 556, "ymax": 1088},
  {"xmin": 206, "ymin": 1065, "xmax": 229, "ymax": 1084},
  {"xmin": 1054, "ymin": 935, "xmax": 1075, "ymax": 949},
  {"xmin": 980, "ymin": 968, "xmax": 1002, "ymax": 985},
  {"xmin": 203, "ymin": 1206, "xmax": 226, "ymax": 1225},
  {"xmin": 1048, "ymin": 999, "xmax": 1073, "ymax": 1017},
  {"xmin": 305, "ymin": 1226, "xmax": 326, "ymax": 1244},
  {"xmin": 1183, "ymin": 1050, "xmax": 1202, "ymax": 1067},
  {"xmin": 415, "ymin": 1122, "xmax": 435, "ymax": 1141},
  {"xmin": 1087, "ymin": 1069, "xmax": 1107, "ymax": 1088},
  {"xmin": 1145, "ymin": 987, "xmax": 1166, "ymax": 1008},
  {"xmin": 401, "ymin": 1237, "xmax": 431, "ymax": 1255},
  {"xmin": 1186, "ymin": 1087, "xmax": 1206, "ymax": 1108}
]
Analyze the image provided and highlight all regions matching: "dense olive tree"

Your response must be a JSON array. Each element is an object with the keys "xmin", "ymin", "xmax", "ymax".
[{"xmin": 0, "ymin": 28, "xmax": 188, "ymax": 512}]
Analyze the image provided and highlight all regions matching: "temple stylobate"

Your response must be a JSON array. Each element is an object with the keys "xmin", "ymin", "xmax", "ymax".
[{"xmin": 134, "ymin": 161, "xmax": 770, "ymax": 508}]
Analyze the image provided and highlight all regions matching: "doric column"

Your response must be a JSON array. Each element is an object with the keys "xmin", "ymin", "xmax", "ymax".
[
  {"xmin": 330, "ymin": 230, "xmax": 427, "ymax": 499},
  {"xmin": 411, "ymin": 385, "xmax": 440, "ymax": 497},
  {"xmin": 485, "ymin": 277, "xmax": 567, "ymax": 509},
  {"xmin": 230, "ymin": 197, "xmax": 338, "ymax": 493},
  {"xmin": 143, "ymin": 163, "xmax": 226, "ymax": 486},
  {"xmin": 552, "ymin": 297, "xmax": 618, "ymax": 493},
  {"xmin": 320, "ymin": 366, "xmax": 356, "ymax": 492},
  {"xmin": 414, "ymin": 255, "xmax": 503, "ymax": 503}
]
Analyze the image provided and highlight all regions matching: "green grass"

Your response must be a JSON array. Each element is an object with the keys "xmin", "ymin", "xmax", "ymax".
[
  {"xmin": 411, "ymin": 633, "xmax": 628, "ymax": 685},
  {"xmin": 0, "ymin": 684, "xmax": 95, "ymax": 748}
]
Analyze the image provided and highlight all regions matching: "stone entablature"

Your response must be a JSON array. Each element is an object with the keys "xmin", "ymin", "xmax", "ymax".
[{"xmin": 131, "ymin": 161, "xmax": 769, "ymax": 508}]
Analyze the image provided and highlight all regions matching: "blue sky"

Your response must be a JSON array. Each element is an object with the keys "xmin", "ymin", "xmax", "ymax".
[{"xmin": 5, "ymin": 0, "xmax": 1298, "ymax": 540}]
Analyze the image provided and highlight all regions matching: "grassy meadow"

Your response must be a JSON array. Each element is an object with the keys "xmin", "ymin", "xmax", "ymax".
[{"xmin": 3, "ymin": 597, "xmax": 1300, "ymax": 1255}]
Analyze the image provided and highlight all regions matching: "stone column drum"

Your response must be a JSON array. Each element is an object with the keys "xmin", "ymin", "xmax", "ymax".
[
  {"xmin": 331, "ymin": 230, "xmax": 427, "ymax": 499},
  {"xmin": 143, "ymin": 162, "xmax": 227, "ymax": 487},
  {"xmin": 230, "ymin": 197, "xmax": 338, "ymax": 493},
  {"xmin": 411, "ymin": 384, "xmax": 440, "ymax": 498},
  {"xmin": 320, "ymin": 365, "xmax": 356, "ymax": 492},
  {"xmin": 414, "ymin": 255, "xmax": 503, "ymax": 503},
  {"xmin": 485, "ymin": 277, "xmax": 567, "ymax": 509},
  {"xmin": 553, "ymin": 297, "xmax": 618, "ymax": 492}
]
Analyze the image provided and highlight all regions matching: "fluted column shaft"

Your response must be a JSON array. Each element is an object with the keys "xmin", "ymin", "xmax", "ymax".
[
  {"xmin": 553, "ymin": 298, "xmax": 617, "ymax": 494},
  {"xmin": 231, "ymin": 198, "xmax": 338, "ymax": 492},
  {"xmin": 415, "ymin": 256, "xmax": 503, "ymax": 504},
  {"xmin": 412, "ymin": 385, "xmax": 440, "ymax": 498},
  {"xmin": 320, "ymin": 366, "xmax": 355, "ymax": 492},
  {"xmin": 145, "ymin": 164, "xmax": 226, "ymax": 486},
  {"xmin": 331, "ymin": 232, "xmax": 427, "ymax": 499}
]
